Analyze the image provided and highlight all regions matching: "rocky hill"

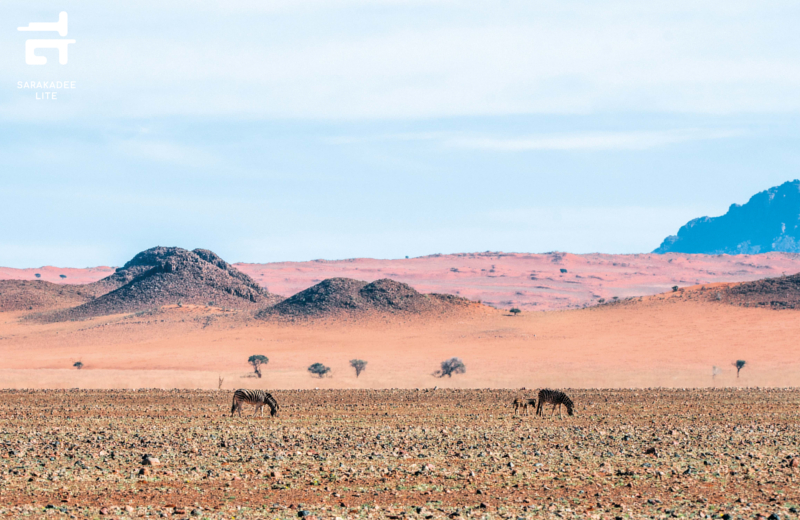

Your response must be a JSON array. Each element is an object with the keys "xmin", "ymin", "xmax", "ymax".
[
  {"xmin": 48, "ymin": 247, "xmax": 282, "ymax": 321},
  {"xmin": 654, "ymin": 180, "xmax": 800, "ymax": 254},
  {"xmin": 715, "ymin": 273, "xmax": 800, "ymax": 310},
  {"xmin": 259, "ymin": 277, "xmax": 475, "ymax": 318},
  {"xmin": 0, "ymin": 280, "xmax": 97, "ymax": 312}
]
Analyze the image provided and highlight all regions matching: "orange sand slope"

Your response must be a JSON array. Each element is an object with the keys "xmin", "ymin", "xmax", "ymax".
[
  {"xmin": 4, "ymin": 252, "xmax": 800, "ymax": 311},
  {"xmin": 1, "ymin": 290, "xmax": 797, "ymax": 389}
]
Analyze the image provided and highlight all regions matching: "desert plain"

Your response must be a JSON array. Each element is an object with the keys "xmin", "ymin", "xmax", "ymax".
[
  {"xmin": 0, "ymin": 388, "xmax": 798, "ymax": 520},
  {"xmin": 2, "ymin": 251, "xmax": 800, "ymax": 519},
  {"xmin": 0, "ymin": 285, "xmax": 797, "ymax": 390}
]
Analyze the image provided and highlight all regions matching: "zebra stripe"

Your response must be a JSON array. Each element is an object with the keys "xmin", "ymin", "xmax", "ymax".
[
  {"xmin": 230, "ymin": 389, "xmax": 279, "ymax": 417},
  {"xmin": 536, "ymin": 389, "xmax": 574, "ymax": 417}
]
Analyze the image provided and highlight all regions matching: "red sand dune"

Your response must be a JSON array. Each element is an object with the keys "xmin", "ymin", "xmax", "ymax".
[{"xmin": 3, "ymin": 252, "xmax": 800, "ymax": 311}]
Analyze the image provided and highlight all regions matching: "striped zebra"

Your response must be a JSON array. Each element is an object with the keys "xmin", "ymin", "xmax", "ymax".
[
  {"xmin": 536, "ymin": 389, "xmax": 574, "ymax": 418},
  {"xmin": 512, "ymin": 397, "xmax": 536, "ymax": 416},
  {"xmin": 230, "ymin": 389, "xmax": 279, "ymax": 418}
]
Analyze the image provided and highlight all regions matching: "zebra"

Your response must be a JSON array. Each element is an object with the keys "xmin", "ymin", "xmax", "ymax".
[
  {"xmin": 536, "ymin": 389, "xmax": 574, "ymax": 418},
  {"xmin": 230, "ymin": 389, "xmax": 279, "ymax": 418},
  {"xmin": 512, "ymin": 397, "xmax": 536, "ymax": 416}
]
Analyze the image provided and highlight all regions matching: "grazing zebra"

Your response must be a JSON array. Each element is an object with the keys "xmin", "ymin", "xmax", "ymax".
[
  {"xmin": 230, "ymin": 389, "xmax": 279, "ymax": 418},
  {"xmin": 536, "ymin": 389, "xmax": 574, "ymax": 418},
  {"xmin": 512, "ymin": 397, "xmax": 536, "ymax": 416}
]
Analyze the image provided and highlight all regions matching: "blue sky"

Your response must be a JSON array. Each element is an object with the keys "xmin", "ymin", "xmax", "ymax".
[{"xmin": 2, "ymin": 1, "xmax": 800, "ymax": 267}]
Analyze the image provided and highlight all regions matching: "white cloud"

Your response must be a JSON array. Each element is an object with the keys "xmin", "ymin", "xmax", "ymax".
[
  {"xmin": 114, "ymin": 139, "xmax": 220, "ymax": 168},
  {"xmin": 1, "ymin": 0, "xmax": 800, "ymax": 120},
  {"xmin": 444, "ymin": 129, "xmax": 744, "ymax": 151}
]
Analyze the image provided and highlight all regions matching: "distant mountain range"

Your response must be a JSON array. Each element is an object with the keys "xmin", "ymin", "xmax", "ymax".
[{"xmin": 654, "ymin": 180, "xmax": 800, "ymax": 254}]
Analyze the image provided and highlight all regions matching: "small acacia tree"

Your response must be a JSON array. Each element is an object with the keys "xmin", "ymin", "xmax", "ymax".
[
  {"xmin": 349, "ymin": 359, "xmax": 367, "ymax": 378},
  {"xmin": 73, "ymin": 361, "xmax": 83, "ymax": 370},
  {"xmin": 308, "ymin": 363, "xmax": 331, "ymax": 378},
  {"xmin": 434, "ymin": 357, "xmax": 466, "ymax": 378},
  {"xmin": 510, "ymin": 308, "xmax": 521, "ymax": 316},
  {"xmin": 248, "ymin": 355, "xmax": 269, "ymax": 378},
  {"xmin": 733, "ymin": 360, "xmax": 746, "ymax": 378}
]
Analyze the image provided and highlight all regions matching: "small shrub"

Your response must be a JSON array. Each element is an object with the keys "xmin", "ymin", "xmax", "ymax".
[
  {"xmin": 434, "ymin": 357, "xmax": 466, "ymax": 378},
  {"xmin": 248, "ymin": 355, "xmax": 269, "ymax": 378},
  {"xmin": 73, "ymin": 361, "xmax": 83, "ymax": 370},
  {"xmin": 35, "ymin": 273, "xmax": 41, "ymax": 278},
  {"xmin": 308, "ymin": 363, "xmax": 331, "ymax": 378},
  {"xmin": 349, "ymin": 359, "xmax": 367, "ymax": 378},
  {"xmin": 672, "ymin": 286, "xmax": 679, "ymax": 292},
  {"xmin": 59, "ymin": 274, "xmax": 67, "ymax": 279}
]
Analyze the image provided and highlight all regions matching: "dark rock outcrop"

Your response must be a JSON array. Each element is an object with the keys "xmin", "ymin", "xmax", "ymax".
[
  {"xmin": 259, "ymin": 277, "xmax": 474, "ymax": 318},
  {"xmin": 716, "ymin": 272, "xmax": 800, "ymax": 309},
  {"xmin": 49, "ymin": 247, "xmax": 282, "ymax": 320},
  {"xmin": 654, "ymin": 180, "xmax": 800, "ymax": 254}
]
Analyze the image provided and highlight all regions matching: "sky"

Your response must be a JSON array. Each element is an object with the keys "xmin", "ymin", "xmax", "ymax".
[{"xmin": 2, "ymin": 0, "xmax": 800, "ymax": 268}]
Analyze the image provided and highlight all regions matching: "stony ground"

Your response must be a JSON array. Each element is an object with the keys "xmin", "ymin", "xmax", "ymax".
[{"xmin": 0, "ymin": 389, "xmax": 798, "ymax": 520}]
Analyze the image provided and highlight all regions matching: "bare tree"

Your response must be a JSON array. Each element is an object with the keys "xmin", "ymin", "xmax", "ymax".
[
  {"xmin": 248, "ymin": 355, "xmax": 269, "ymax": 378},
  {"xmin": 218, "ymin": 375, "xmax": 224, "ymax": 390},
  {"xmin": 434, "ymin": 357, "xmax": 466, "ymax": 378},
  {"xmin": 349, "ymin": 359, "xmax": 367, "ymax": 378},
  {"xmin": 308, "ymin": 363, "xmax": 331, "ymax": 378},
  {"xmin": 712, "ymin": 366, "xmax": 722, "ymax": 380},
  {"xmin": 733, "ymin": 360, "xmax": 746, "ymax": 378}
]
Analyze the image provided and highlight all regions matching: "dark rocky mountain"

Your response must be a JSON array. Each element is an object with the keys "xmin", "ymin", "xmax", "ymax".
[
  {"xmin": 654, "ymin": 180, "xmax": 800, "ymax": 254},
  {"xmin": 49, "ymin": 247, "xmax": 282, "ymax": 321},
  {"xmin": 259, "ymin": 277, "xmax": 475, "ymax": 318}
]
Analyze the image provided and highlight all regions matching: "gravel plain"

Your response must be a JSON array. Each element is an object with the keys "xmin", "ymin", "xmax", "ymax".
[{"xmin": 1, "ymin": 388, "xmax": 798, "ymax": 519}]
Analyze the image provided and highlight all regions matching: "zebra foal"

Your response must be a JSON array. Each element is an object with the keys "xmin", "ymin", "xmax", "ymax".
[
  {"xmin": 536, "ymin": 389, "xmax": 574, "ymax": 418},
  {"xmin": 512, "ymin": 397, "xmax": 536, "ymax": 416},
  {"xmin": 230, "ymin": 389, "xmax": 279, "ymax": 418}
]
